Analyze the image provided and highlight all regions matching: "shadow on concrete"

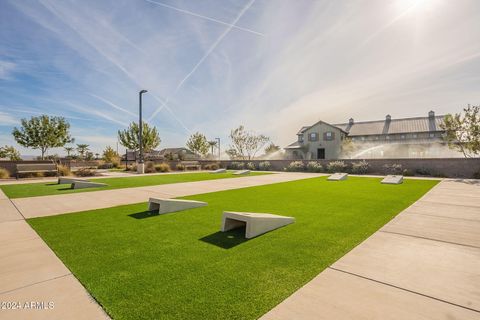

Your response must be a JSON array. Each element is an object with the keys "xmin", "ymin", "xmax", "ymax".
[
  {"xmin": 128, "ymin": 210, "xmax": 159, "ymax": 219},
  {"xmin": 199, "ymin": 228, "xmax": 248, "ymax": 249}
]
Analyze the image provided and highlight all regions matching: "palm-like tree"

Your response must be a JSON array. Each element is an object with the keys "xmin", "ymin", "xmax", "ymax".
[
  {"xmin": 64, "ymin": 146, "xmax": 74, "ymax": 158},
  {"xmin": 76, "ymin": 144, "xmax": 90, "ymax": 159}
]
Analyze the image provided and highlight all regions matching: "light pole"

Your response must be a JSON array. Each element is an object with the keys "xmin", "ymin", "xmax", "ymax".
[
  {"xmin": 138, "ymin": 89, "xmax": 148, "ymax": 174},
  {"xmin": 215, "ymin": 137, "xmax": 220, "ymax": 160}
]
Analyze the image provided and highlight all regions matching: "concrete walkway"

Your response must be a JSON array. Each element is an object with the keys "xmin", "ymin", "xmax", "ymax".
[
  {"xmin": 0, "ymin": 189, "xmax": 109, "ymax": 320},
  {"xmin": 12, "ymin": 172, "xmax": 321, "ymax": 218},
  {"xmin": 261, "ymin": 179, "xmax": 480, "ymax": 319}
]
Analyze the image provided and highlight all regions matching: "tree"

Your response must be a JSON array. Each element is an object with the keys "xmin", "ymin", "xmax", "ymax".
[
  {"xmin": 64, "ymin": 146, "xmax": 74, "ymax": 158},
  {"xmin": 12, "ymin": 115, "xmax": 74, "ymax": 160},
  {"xmin": 118, "ymin": 122, "xmax": 160, "ymax": 152},
  {"xmin": 0, "ymin": 145, "xmax": 21, "ymax": 161},
  {"xmin": 76, "ymin": 144, "xmax": 90, "ymax": 159},
  {"xmin": 103, "ymin": 146, "xmax": 120, "ymax": 163},
  {"xmin": 226, "ymin": 125, "xmax": 269, "ymax": 160},
  {"xmin": 265, "ymin": 143, "xmax": 280, "ymax": 155},
  {"xmin": 186, "ymin": 132, "xmax": 209, "ymax": 157},
  {"xmin": 441, "ymin": 105, "xmax": 480, "ymax": 158}
]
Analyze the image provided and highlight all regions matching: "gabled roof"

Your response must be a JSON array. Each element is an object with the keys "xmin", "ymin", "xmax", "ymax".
[
  {"xmin": 334, "ymin": 115, "xmax": 445, "ymax": 136},
  {"xmin": 296, "ymin": 120, "xmax": 348, "ymax": 135}
]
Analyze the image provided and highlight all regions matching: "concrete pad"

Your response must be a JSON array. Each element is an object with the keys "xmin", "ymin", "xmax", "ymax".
[
  {"xmin": 261, "ymin": 268, "xmax": 479, "ymax": 320},
  {"xmin": 0, "ymin": 220, "xmax": 39, "ymax": 246},
  {"xmin": 233, "ymin": 170, "xmax": 250, "ymax": 175},
  {"xmin": 327, "ymin": 173, "xmax": 348, "ymax": 181},
  {"xmin": 221, "ymin": 211, "xmax": 295, "ymax": 239},
  {"xmin": 0, "ymin": 275, "xmax": 109, "ymax": 320},
  {"xmin": 382, "ymin": 214, "xmax": 480, "ymax": 247},
  {"xmin": 405, "ymin": 201, "xmax": 480, "ymax": 221},
  {"xmin": 0, "ymin": 238, "xmax": 70, "ymax": 294},
  {"xmin": 58, "ymin": 177, "xmax": 86, "ymax": 184},
  {"xmin": 381, "ymin": 175, "xmax": 403, "ymax": 184},
  {"xmin": 210, "ymin": 169, "xmax": 226, "ymax": 174},
  {"xmin": 0, "ymin": 199, "xmax": 23, "ymax": 222},
  {"xmin": 71, "ymin": 181, "xmax": 107, "ymax": 189},
  {"xmin": 148, "ymin": 198, "xmax": 207, "ymax": 214},
  {"xmin": 331, "ymin": 232, "xmax": 480, "ymax": 311}
]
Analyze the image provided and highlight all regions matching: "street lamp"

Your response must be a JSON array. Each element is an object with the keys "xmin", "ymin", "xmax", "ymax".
[
  {"xmin": 138, "ymin": 89, "xmax": 148, "ymax": 174},
  {"xmin": 215, "ymin": 137, "xmax": 220, "ymax": 160}
]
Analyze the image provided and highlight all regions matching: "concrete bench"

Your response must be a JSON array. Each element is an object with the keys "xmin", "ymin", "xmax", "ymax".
[
  {"xmin": 148, "ymin": 198, "xmax": 207, "ymax": 214},
  {"xmin": 16, "ymin": 163, "xmax": 57, "ymax": 179},
  {"xmin": 221, "ymin": 211, "xmax": 295, "ymax": 239},
  {"xmin": 381, "ymin": 175, "xmax": 404, "ymax": 184},
  {"xmin": 58, "ymin": 177, "xmax": 87, "ymax": 184},
  {"xmin": 210, "ymin": 168, "xmax": 226, "ymax": 174},
  {"xmin": 328, "ymin": 173, "xmax": 348, "ymax": 181},
  {"xmin": 71, "ymin": 181, "xmax": 107, "ymax": 189},
  {"xmin": 181, "ymin": 161, "xmax": 201, "ymax": 171},
  {"xmin": 233, "ymin": 170, "xmax": 250, "ymax": 175}
]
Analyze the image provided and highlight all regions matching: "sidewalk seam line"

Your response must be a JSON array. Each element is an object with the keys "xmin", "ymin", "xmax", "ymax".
[
  {"xmin": 0, "ymin": 273, "xmax": 72, "ymax": 296},
  {"xmin": 379, "ymin": 230, "xmax": 480, "ymax": 249}
]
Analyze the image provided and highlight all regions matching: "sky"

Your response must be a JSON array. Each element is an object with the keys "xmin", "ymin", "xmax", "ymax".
[{"xmin": 0, "ymin": 0, "xmax": 480, "ymax": 156}]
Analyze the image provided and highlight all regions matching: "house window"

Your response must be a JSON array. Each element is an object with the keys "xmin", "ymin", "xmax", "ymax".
[
  {"xmin": 324, "ymin": 131, "xmax": 335, "ymax": 141},
  {"xmin": 298, "ymin": 135, "xmax": 304, "ymax": 142},
  {"xmin": 413, "ymin": 134, "xmax": 418, "ymax": 139},
  {"xmin": 361, "ymin": 136, "xmax": 365, "ymax": 141},
  {"xmin": 386, "ymin": 136, "xmax": 390, "ymax": 140},
  {"xmin": 401, "ymin": 135, "xmax": 405, "ymax": 139},
  {"xmin": 429, "ymin": 133, "xmax": 435, "ymax": 138},
  {"xmin": 308, "ymin": 133, "xmax": 318, "ymax": 141}
]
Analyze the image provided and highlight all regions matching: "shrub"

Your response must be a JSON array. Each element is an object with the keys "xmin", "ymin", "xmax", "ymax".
[
  {"xmin": 306, "ymin": 161, "xmax": 323, "ymax": 173},
  {"xmin": 0, "ymin": 168, "xmax": 10, "ymax": 179},
  {"xmin": 176, "ymin": 163, "xmax": 186, "ymax": 171},
  {"xmin": 57, "ymin": 164, "xmax": 72, "ymax": 176},
  {"xmin": 98, "ymin": 163, "xmax": 114, "ymax": 169},
  {"xmin": 285, "ymin": 161, "xmax": 305, "ymax": 172},
  {"xmin": 327, "ymin": 161, "xmax": 347, "ymax": 173},
  {"xmin": 351, "ymin": 160, "xmax": 369, "ymax": 174},
  {"xmin": 228, "ymin": 162, "xmax": 245, "ymax": 170},
  {"xmin": 111, "ymin": 158, "xmax": 121, "ymax": 168},
  {"xmin": 155, "ymin": 163, "xmax": 171, "ymax": 172},
  {"xmin": 75, "ymin": 168, "xmax": 96, "ymax": 177},
  {"xmin": 415, "ymin": 167, "xmax": 431, "ymax": 176},
  {"xmin": 383, "ymin": 163, "xmax": 403, "ymax": 175},
  {"xmin": 127, "ymin": 163, "xmax": 137, "ymax": 172},
  {"xmin": 246, "ymin": 162, "xmax": 256, "ymax": 170},
  {"xmin": 258, "ymin": 161, "xmax": 271, "ymax": 171},
  {"xmin": 473, "ymin": 170, "xmax": 480, "ymax": 179},
  {"xmin": 204, "ymin": 163, "xmax": 220, "ymax": 170},
  {"xmin": 145, "ymin": 161, "xmax": 156, "ymax": 173},
  {"xmin": 402, "ymin": 169, "xmax": 414, "ymax": 176}
]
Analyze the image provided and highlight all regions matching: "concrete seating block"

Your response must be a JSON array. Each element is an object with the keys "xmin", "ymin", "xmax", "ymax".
[
  {"xmin": 58, "ymin": 177, "xmax": 86, "ymax": 184},
  {"xmin": 382, "ymin": 175, "xmax": 404, "ymax": 184},
  {"xmin": 148, "ymin": 198, "xmax": 207, "ymax": 214},
  {"xmin": 210, "ymin": 169, "xmax": 227, "ymax": 174},
  {"xmin": 221, "ymin": 211, "xmax": 295, "ymax": 239},
  {"xmin": 328, "ymin": 173, "xmax": 348, "ymax": 181},
  {"xmin": 233, "ymin": 170, "xmax": 251, "ymax": 175},
  {"xmin": 71, "ymin": 181, "xmax": 107, "ymax": 189}
]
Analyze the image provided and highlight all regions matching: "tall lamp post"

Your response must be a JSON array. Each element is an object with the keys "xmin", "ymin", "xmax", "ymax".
[
  {"xmin": 138, "ymin": 89, "xmax": 148, "ymax": 174},
  {"xmin": 215, "ymin": 137, "xmax": 220, "ymax": 160}
]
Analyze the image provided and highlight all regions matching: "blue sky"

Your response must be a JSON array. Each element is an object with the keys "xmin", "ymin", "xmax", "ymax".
[{"xmin": 1, "ymin": 0, "xmax": 480, "ymax": 156}]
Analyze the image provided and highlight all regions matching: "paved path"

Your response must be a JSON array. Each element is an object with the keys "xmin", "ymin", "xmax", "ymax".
[
  {"xmin": 0, "ymin": 189, "xmax": 109, "ymax": 320},
  {"xmin": 12, "ymin": 172, "xmax": 321, "ymax": 218},
  {"xmin": 261, "ymin": 179, "xmax": 480, "ymax": 320}
]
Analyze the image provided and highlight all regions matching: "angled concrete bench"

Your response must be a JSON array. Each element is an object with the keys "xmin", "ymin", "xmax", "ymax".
[
  {"xmin": 381, "ymin": 175, "xmax": 404, "ymax": 184},
  {"xmin": 210, "ymin": 168, "xmax": 227, "ymax": 174},
  {"xmin": 221, "ymin": 211, "xmax": 295, "ymax": 239},
  {"xmin": 233, "ymin": 170, "xmax": 250, "ymax": 175},
  {"xmin": 71, "ymin": 181, "xmax": 107, "ymax": 189},
  {"xmin": 328, "ymin": 173, "xmax": 348, "ymax": 181},
  {"xmin": 148, "ymin": 198, "xmax": 207, "ymax": 214},
  {"xmin": 58, "ymin": 177, "xmax": 87, "ymax": 184}
]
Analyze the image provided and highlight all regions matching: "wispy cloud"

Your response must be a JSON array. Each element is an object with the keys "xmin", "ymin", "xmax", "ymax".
[{"xmin": 0, "ymin": 61, "xmax": 16, "ymax": 80}]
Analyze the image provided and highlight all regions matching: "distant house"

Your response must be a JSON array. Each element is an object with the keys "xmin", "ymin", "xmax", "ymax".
[
  {"xmin": 157, "ymin": 148, "xmax": 199, "ymax": 161},
  {"xmin": 285, "ymin": 111, "xmax": 451, "ymax": 159}
]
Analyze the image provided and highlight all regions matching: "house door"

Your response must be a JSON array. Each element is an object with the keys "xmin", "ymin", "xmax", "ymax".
[{"xmin": 317, "ymin": 148, "xmax": 325, "ymax": 159}]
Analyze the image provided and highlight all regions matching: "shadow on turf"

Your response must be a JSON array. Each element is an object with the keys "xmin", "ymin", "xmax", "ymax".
[
  {"xmin": 128, "ymin": 210, "xmax": 160, "ymax": 219},
  {"xmin": 199, "ymin": 228, "xmax": 249, "ymax": 249}
]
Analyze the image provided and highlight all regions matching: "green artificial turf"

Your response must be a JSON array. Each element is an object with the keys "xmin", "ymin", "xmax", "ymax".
[
  {"xmin": 28, "ymin": 176, "xmax": 438, "ymax": 320},
  {"xmin": 0, "ymin": 171, "xmax": 268, "ymax": 199}
]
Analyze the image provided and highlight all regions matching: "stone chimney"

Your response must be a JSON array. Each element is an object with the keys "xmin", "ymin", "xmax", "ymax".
[
  {"xmin": 386, "ymin": 114, "xmax": 391, "ymax": 122},
  {"xmin": 428, "ymin": 110, "xmax": 435, "ymax": 118},
  {"xmin": 349, "ymin": 118, "xmax": 354, "ymax": 125}
]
